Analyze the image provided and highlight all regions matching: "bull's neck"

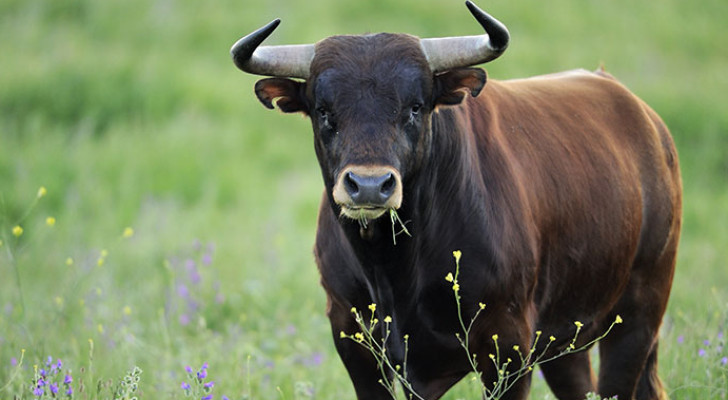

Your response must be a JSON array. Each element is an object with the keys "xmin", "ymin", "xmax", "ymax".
[{"xmin": 335, "ymin": 103, "xmax": 495, "ymax": 305}]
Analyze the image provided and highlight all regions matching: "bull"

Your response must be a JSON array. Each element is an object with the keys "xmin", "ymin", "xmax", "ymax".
[{"xmin": 230, "ymin": 2, "xmax": 682, "ymax": 399}]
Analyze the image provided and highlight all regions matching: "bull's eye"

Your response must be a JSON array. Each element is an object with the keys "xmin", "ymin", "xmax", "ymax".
[
  {"xmin": 317, "ymin": 107, "xmax": 333, "ymax": 129},
  {"xmin": 407, "ymin": 103, "xmax": 423, "ymax": 124}
]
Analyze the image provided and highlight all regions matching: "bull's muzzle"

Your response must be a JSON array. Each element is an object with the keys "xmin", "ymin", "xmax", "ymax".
[{"xmin": 333, "ymin": 165, "xmax": 403, "ymax": 221}]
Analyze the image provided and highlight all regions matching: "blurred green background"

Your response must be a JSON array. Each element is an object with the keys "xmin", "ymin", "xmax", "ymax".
[{"xmin": 1, "ymin": 0, "xmax": 726, "ymax": 398}]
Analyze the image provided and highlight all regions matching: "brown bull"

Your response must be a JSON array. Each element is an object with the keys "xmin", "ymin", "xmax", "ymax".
[{"xmin": 230, "ymin": 2, "xmax": 681, "ymax": 399}]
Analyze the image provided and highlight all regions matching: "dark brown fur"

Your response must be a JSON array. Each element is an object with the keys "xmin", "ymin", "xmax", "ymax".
[{"xmin": 254, "ymin": 33, "xmax": 681, "ymax": 400}]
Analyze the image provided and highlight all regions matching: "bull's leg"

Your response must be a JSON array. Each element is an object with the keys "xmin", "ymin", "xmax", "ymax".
[
  {"xmin": 328, "ymin": 300, "xmax": 393, "ymax": 400},
  {"xmin": 540, "ymin": 350, "xmax": 596, "ymax": 400},
  {"xmin": 476, "ymin": 316, "xmax": 535, "ymax": 400},
  {"xmin": 596, "ymin": 317, "xmax": 661, "ymax": 400},
  {"xmin": 635, "ymin": 342, "xmax": 668, "ymax": 400},
  {"xmin": 598, "ymin": 236, "xmax": 676, "ymax": 400}
]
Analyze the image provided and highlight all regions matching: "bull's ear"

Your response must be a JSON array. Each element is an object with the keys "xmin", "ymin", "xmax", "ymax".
[
  {"xmin": 254, "ymin": 78, "xmax": 309, "ymax": 114},
  {"xmin": 433, "ymin": 68, "xmax": 487, "ymax": 106}
]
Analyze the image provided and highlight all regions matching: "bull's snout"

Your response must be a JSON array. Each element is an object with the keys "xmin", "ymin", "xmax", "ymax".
[
  {"xmin": 333, "ymin": 165, "xmax": 403, "ymax": 220},
  {"xmin": 343, "ymin": 171, "xmax": 397, "ymax": 206}
]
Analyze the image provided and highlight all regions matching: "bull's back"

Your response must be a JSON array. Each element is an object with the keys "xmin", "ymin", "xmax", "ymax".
[{"xmin": 472, "ymin": 70, "xmax": 680, "ymax": 324}]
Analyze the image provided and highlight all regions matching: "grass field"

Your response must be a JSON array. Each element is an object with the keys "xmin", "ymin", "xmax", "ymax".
[{"xmin": 1, "ymin": 0, "xmax": 726, "ymax": 398}]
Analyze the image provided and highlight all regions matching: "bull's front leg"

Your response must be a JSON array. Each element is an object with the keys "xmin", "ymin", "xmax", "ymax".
[
  {"xmin": 473, "ymin": 310, "xmax": 536, "ymax": 400},
  {"xmin": 328, "ymin": 299, "xmax": 394, "ymax": 400}
]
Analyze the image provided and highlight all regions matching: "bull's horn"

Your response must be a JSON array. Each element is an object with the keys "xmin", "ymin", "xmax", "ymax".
[
  {"xmin": 230, "ymin": 19, "xmax": 314, "ymax": 79},
  {"xmin": 420, "ymin": 1, "xmax": 510, "ymax": 73}
]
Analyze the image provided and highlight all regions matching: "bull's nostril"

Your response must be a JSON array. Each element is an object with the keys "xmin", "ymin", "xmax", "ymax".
[
  {"xmin": 380, "ymin": 173, "xmax": 396, "ymax": 197},
  {"xmin": 341, "ymin": 170, "xmax": 398, "ymax": 206},
  {"xmin": 344, "ymin": 172, "xmax": 360, "ymax": 196}
]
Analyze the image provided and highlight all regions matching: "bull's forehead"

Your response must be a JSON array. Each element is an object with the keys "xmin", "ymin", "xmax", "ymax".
[
  {"xmin": 310, "ymin": 33, "xmax": 433, "ymax": 116},
  {"xmin": 312, "ymin": 32, "xmax": 429, "ymax": 71}
]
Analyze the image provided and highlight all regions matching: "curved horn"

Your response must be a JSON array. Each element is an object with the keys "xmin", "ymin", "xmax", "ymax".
[
  {"xmin": 230, "ymin": 19, "xmax": 315, "ymax": 79},
  {"xmin": 420, "ymin": 1, "xmax": 510, "ymax": 73}
]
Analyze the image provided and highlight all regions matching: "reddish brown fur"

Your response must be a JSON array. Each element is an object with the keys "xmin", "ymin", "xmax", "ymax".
[{"xmin": 252, "ymin": 33, "xmax": 681, "ymax": 400}]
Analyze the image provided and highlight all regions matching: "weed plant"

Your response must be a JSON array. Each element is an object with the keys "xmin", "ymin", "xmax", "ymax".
[{"xmin": 341, "ymin": 251, "xmax": 622, "ymax": 400}]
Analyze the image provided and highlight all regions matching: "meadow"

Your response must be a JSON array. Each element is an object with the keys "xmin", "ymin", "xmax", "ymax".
[{"xmin": 0, "ymin": 0, "xmax": 726, "ymax": 398}]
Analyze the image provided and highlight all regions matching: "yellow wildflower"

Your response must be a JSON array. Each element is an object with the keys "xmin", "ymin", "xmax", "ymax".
[
  {"xmin": 574, "ymin": 321, "xmax": 583, "ymax": 328},
  {"xmin": 445, "ymin": 272, "xmax": 454, "ymax": 282},
  {"xmin": 452, "ymin": 250, "xmax": 462, "ymax": 263},
  {"xmin": 350, "ymin": 307, "xmax": 357, "ymax": 314},
  {"xmin": 37, "ymin": 186, "xmax": 47, "ymax": 198},
  {"xmin": 122, "ymin": 227, "xmax": 134, "ymax": 238},
  {"xmin": 478, "ymin": 302, "xmax": 486, "ymax": 310},
  {"xmin": 452, "ymin": 283, "xmax": 460, "ymax": 292},
  {"xmin": 65, "ymin": 257, "xmax": 73, "ymax": 266},
  {"xmin": 549, "ymin": 335, "xmax": 556, "ymax": 342},
  {"xmin": 339, "ymin": 331, "xmax": 346, "ymax": 339},
  {"xmin": 492, "ymin": 334, "xmax": 499, "ymax": 341},
  {"xmin": 12, "ymin": 225, "xmax": 23, "ymax": 237},
  {"xmin": 384, "ymin": 316, "xmax": 392, "ymax": 323},
  {"xmin": 354, "ymin": 332, "xmax": 364, "ymax": 342},
  {"xmin": 512, "ymin": 345, "xmax": 520, "ymax": 352},
  {"xmin": 615, "ymin": 315, "xmax": 623, "ymax": 324},
  {"xmin": 123, "ymin": 306, "xmax": 132, "ymax": 316},
  {"xmin": 368, "ymin": 303, "xmax": 376, "ymax": 312},
  {"xmin": 46, "ymin": 217, "xmax": 56, "ymax": 227}
]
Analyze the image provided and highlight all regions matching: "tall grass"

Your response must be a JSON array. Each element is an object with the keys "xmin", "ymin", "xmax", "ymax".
[{"xmin": 1, "ymin": 0, "xmax": 726, "ymax": 398}]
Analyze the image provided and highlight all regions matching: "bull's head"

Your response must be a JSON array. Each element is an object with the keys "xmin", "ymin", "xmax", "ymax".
[{"xmin": 231, "ymin": 1, "xmax": 508, "ymax": 224}]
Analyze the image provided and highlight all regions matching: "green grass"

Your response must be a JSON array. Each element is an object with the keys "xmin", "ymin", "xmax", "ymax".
[{"xmin": 1, "ymin": 0, "xmax": 726, "ymax": 398}]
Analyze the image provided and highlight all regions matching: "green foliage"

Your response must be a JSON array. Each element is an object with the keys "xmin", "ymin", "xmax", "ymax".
[{"xmin": 0, "ymin": 0, "xmax": 726, "ymax": 399}]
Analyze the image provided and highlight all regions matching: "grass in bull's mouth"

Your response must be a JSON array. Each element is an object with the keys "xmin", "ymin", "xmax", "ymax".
[{"xmin": 389, "ymin": 209, "xmax": 411, "ymax": 245}]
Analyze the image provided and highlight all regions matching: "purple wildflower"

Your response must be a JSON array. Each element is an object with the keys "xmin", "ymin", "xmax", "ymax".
[
  {"xmin": 222, "ymin": 396, "xmax": 230, "ymax": 400},
  {"xmin": 304, "ymin": 352, "xmax": 324, "ymax": 367},
  {"xmin": 698, "ymin": 348, "xmax": 707, "ymax": 357},
  {"xmin": 201, "ymin": 395, "xmax": 213, "ymax": 400},
  {"xmin": 64, "ymin": 374, "xmax": 73, "ymax": 385},
  {"xmin": 182, "ymin": 382, "xmax": 191, "ymax": 390},
  {"xmin": 721, "ymin": 357, "xmax": 728, "ymax": 366},
  {"xmin": 11, "ymin": 357, "xmax": 17, "ymax": 367},
  {"xmin": 204, "ymin": 381, "xmax": 215, "ymax": 389},
  {"xmin": 202, "ymin": 253, "xmax": 213, "ymax": 266},
  {"xmin": 185, "ymin": 365, "xmax": 194, "ymax": 374},
  {"xmin": 197, "ymin": 368, "xmax": 208, "ymax": 380},
  {"xmin": 676, "ymin": 335, "xmax": 684, "ymax": 344},
  {"xmin": 704, "ymin": 339, "xmax": 711, "ymax": 346},
  {"xmin": 33, "ymin": 386, "xmax": 44, "ymax": 396},
  {"xmin": 177, "ymin": 284, "xmax": 190, "ymax": 298},
  {"xmin": 50, "ymin": 382, "xmax": 59, "ymax": 395},
  {"xmin": 66, "ymin": 387, "xmax": 73, "ymax": 396}
]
